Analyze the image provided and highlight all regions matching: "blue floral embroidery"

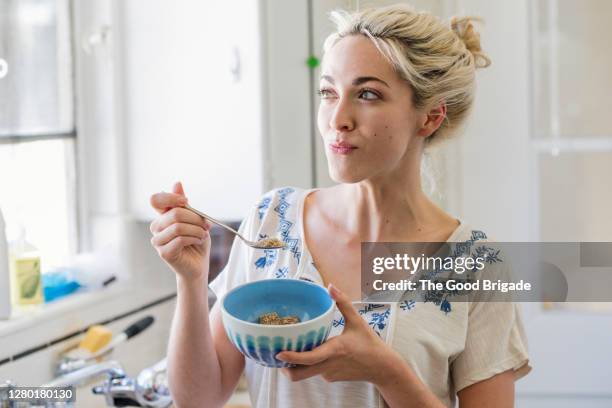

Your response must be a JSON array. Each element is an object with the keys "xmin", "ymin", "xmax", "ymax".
[
  {"xmin": 367, "ymin": 309, "xmax": 391, "ymax": 332},
  {"xmin": 284, "ymin": 237, "xmax": 299, "ymax": 253},
  {"xmin": 423, "ymin": 284, "xmax": 460, "ymax": 311},
  {"xmin": 254, "ymin": 247, "xmax": 278, "ymax": 270},
  {"xmin": 332, "ymin": 316, "xmax": 345, "ymax": 328},
  {"xmin": 399, "ymin": 300, "xmax": 416, "ymax": 311},
  {"xmin": 473, "ymin": 245, "xmax": 502, "ymax": 264},
  {"xmin": 362, "ymin": 304, "xmax": 386, "ymax": 313},
  {"xmin": 275, "ymin": 267, "xmax": 288, "ymax": 279},
  {"xmin": 334, "ymin": 305, "xmax": 390, "ymax": 336},
  {"xmin": 452, "ymin": 241, "xmax": 473, "ymax": 257},
  {"xmin": 277, "ymin": 187, "xmax": 295, "ymax": 198},
  {"xmin": 421, "ymin": 229, "xmax": 498, "ymax": 315},
  {"xmin": 257, "ymin": 197, "xmax": 271, "ymax": 220},
  {"xmin": 440, "ymin": 299, "xmax": 452, "ymax": 314},
  {"xmin": 470, "ymin": 230, "xmax": 487, "ymax": 242},
  {"xmin": 278, "ymin": 219, "xmax": 293, "ymax": 237},
  {"xmin": 270, "ymin": 188, "xmax": 302, "ymax": 264}
]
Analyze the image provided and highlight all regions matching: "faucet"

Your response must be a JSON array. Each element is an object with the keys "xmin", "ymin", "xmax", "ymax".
[
  {"xmin": 2, "ymin": 359, "xmax": 172, "ymax": 407},
  {"xmin": 0, "ymin": 380, "xmax": 16, "ymax": 408},
  {"xmin": 43, "ymin": 361, "xmax": 126, "ymax": 389},
  {"xmin": 92, "ymin": 358, "xmax": 172, "ymax": 408},
  {"xmin": 1, "ymin": 361, "xmax": 126, "ymax": 407}
]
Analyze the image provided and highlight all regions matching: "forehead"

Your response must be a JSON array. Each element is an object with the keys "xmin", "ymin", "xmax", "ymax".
[{"xmin": 321, "ymin": 34, "xmax": 399, "ymax": 83}]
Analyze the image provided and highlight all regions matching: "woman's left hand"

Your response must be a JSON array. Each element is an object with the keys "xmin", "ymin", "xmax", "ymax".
[{"xmin": 277, "ymin": 284, "xmax": 398, "ymax": 385}]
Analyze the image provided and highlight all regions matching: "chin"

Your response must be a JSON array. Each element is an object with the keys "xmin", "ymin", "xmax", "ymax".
[{"xmin": 328, "ymin": 164, "xmax": 367, "ymax": 184}]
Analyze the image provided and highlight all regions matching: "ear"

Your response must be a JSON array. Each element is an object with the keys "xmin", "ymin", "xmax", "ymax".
[{"xmin": 416, "ymin": 102, "xmax": 447, "ymax": 138}]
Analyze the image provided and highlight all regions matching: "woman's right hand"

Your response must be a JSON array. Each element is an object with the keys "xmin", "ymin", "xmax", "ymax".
[{"xmin": 149, "ymin": 181, "xmax": 212, "ymax": 282}]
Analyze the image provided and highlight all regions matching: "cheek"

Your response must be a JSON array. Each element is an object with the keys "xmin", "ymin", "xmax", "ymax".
[
  {"xmin": 372, "ymin": 124, "xmax": 406, "ymax": 150},
  {"xmin": 365, "ymin": 126, "xmax": 412, "ymax": 167}
]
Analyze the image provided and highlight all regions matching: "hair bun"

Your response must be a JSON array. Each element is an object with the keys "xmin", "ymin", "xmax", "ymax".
[{"xmin": 450, "ymin": 16, "xmax": 491, "ymax": 68}]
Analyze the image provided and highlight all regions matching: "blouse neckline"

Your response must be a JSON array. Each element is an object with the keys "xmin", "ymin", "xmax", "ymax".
[{"xmin": 294, "ymin": 187, "xmax": 466, "ymax": 287}]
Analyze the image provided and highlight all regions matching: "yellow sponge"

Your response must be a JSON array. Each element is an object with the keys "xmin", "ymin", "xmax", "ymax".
[{"xmin": 78, "ymin": 325, "xmax": 113, "ymax": 354}]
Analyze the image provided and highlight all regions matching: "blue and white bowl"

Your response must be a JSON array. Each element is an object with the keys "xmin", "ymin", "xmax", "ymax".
[{"xmin": 221, "ymin": 278, "xmax": 335, "ymax": 368}]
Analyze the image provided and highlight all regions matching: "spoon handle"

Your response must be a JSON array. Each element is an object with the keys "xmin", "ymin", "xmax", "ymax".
[{"xmin": 184, "ymin": 204, "xmax": 240, "ymax": 237}]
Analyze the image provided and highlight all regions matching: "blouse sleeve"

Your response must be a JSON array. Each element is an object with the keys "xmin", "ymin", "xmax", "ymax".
[{"xmin": 450, "ymin": 261, "xmax": 532, "ymax": 393}]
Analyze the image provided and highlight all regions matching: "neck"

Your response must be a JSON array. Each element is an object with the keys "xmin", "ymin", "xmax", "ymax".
[
  {"xmin": 340, "ymin": 184, "xmax": 431, "ymax": 241},
  {"xmin": 336, "ymin": 145, "xmax": 443, "ymax": 241}
]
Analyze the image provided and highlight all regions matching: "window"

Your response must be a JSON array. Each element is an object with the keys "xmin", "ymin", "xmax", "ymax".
[
  {"xmin": 530, "ymin": 0, "xmax": 612, "ymax": 313},
  {"xmin": 0, "ymin": 0, "xmax": 77, "ymax": 271},
  {"xmin": 530, "ymin": 0, "xmax": 612, "ymax": 242}
]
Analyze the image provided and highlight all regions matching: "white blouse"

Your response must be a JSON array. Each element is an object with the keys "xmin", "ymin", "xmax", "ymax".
[{"xmin": 210, "ymin": 187, "xmax": 531, "ymax": 408}]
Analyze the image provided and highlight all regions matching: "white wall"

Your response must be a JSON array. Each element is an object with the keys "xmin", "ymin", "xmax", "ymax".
[{"xmin": 451, "ymin": 0, "xmax": 533, "ymax": 241}]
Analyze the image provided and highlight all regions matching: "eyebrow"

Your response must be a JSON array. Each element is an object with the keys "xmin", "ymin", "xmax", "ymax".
[{"xmin": 320, "ymin": 75, "xmax": 390, "ymax": 88}]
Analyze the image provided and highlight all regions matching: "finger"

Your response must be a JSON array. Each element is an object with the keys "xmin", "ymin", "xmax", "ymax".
[
  {"xmin": 280, "ymin": 360, "xmax": 333, "ymax": 382},
  {"xmin": 150, "ymin": 192, "xmax": 187, "ymax": 214},
  {"xmin": 328, "ymin": 284, "xmax": 361, "ymax": 326},
  {"xmin": 152, "ymin": 207, "xmax": 208, "ymax": 233},
  {"xmin": 151, "ymin": 222, "xmax": 207, "ymax": 247},
  {"xmin": 149, "ymin": 219, "xmax": 158, "ymax": 234},
  {"xmin": 173, "ymin": 181, "xmax": 186, "ymax": 197},
  {"xmin": 276, "ymin": 339, "xmax": 337, "ymax": 366},
  {"xmin": 158, "ymin": 236, "xmax": 204, "ymax": 262}
]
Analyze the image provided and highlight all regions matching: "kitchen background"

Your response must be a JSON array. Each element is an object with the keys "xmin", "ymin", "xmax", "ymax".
[{"xmin": 1, "ymin": 0, "xmax": 611, "ymax": 407}]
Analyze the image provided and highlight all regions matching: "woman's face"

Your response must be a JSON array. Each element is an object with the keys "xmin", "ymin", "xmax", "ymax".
[{"xmin": 318, "ymin": 35, "xmax": 423, "ymax": 184}]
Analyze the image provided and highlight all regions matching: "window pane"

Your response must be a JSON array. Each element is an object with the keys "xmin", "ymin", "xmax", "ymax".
[
  {"xmin": 539, "ymin": 151, "xmax": 612, "ymax": 241},
  {"xmin": 0, "ymin": 0, "xmax": 73, "ymax": 137},
  {"xmin": 532, "ymin": 0, "xmax": 612, "ymax": 139},
  {"xmin": 0, "ymin": 139, "xmax": 77, "ymax": 270}
]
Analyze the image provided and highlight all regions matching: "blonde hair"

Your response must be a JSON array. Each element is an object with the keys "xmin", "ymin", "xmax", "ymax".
[{"xmin": 323, "ymin": 4, "xmax": 491, "ymax": 146}]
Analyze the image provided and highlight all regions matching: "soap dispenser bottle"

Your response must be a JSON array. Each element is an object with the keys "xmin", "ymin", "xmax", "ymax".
[
  {"xmin": 9, "ymin": 224, "xmax": 43, "ymax": 306},
  {"xmin": 0, "ymin": 207, "xmax": 11, "ymax": 319}
]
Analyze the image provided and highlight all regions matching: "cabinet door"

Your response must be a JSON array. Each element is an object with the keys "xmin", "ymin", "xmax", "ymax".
[{"xmin": 121, "ymin": 1, "xmax": 264, "ymax": 221}]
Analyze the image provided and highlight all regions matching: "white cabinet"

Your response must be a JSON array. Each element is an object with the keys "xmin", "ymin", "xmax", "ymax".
[
  {"xmin": 120, "ymin": 0, "xmax": 322, "ymax": 221},
  {"xmin": 120, "ymin": 1, "xmax": 265, "ymax": 221}
]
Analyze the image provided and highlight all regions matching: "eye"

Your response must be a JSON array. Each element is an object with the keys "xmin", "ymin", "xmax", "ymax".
[
  {"xmin": 317, "ymin": 88, "xmax": 336, "ymax": 99},
  {"xmin": 358, "ymin": 89, "xmax": 381, "ymax": 101}
]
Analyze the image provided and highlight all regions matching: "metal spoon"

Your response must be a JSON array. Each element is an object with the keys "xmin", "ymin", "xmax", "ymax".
[{"xmin": 184, "ymin": 204, "xmax": 286, "ymax": 249}]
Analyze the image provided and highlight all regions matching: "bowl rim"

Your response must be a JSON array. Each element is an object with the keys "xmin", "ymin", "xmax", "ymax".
[{"xmin": 221, "ymin": 278, "xmax": 336, "ymax": 329}]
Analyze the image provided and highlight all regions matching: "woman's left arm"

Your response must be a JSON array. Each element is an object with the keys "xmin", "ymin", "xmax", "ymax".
[
  {"xmin": 277, "ymin": 285, "xmax": 446, "ymax": 408},
  {"xmin": 378, "ymin": 356, "xmax": 516, "ymax": 407},
  {"xmin": 457, "ymin": 369, "xmax": 515, "ymax": 407}
]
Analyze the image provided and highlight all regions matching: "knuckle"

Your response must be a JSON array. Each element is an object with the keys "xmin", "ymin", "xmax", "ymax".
[
  {"xmin": 170, "ymin": 222, "xmax": 182, "ymax": 236},
  {"xmin": 158, "ymin": 247, "xmax": 170, "ymax": 260},
  {"xmin": 169, "ymin": 208, "xmax": 180, "ymax": 223},
  {"xmin": 198, "ymin": 227, "xmax": 207, "ymax": 239}
]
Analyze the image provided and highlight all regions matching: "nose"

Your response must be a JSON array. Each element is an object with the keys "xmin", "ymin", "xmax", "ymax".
[{"xmin": 329, "ymin": 96, "xmax": 355, "ymax": 133}]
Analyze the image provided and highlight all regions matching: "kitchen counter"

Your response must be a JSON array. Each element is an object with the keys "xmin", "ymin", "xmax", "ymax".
[{"xmin": 0, "ymin": 282, "xmax": 176, "ymax": 362}]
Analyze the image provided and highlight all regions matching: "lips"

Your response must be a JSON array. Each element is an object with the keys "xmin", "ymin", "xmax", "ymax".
[{"xmin": 329, "ymin": 140, "xmax": 357, "ymax": 155}]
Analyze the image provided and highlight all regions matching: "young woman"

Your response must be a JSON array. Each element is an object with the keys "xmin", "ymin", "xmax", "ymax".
[{"xmin": 149, "ymin": 5, "xmax": 531, "ymax": 407}]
